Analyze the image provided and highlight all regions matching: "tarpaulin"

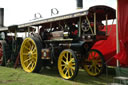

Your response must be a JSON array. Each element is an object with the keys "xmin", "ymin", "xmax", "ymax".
[
  {"xmin": 92, "ymin": 25, "xmax": 117, "ymax": 66},
  {"xmin": 114, "ymin": 0, "xmax": 128, "ymax": 66}
]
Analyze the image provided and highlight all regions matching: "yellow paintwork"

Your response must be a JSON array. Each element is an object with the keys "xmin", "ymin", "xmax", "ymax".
[
  {"xmin": 58, "ymin": 50, "xmax": 75, "ymax": 79},
  {"xmin": 20, "ymin": 38, "xmax": 38, "ymax": 72}
]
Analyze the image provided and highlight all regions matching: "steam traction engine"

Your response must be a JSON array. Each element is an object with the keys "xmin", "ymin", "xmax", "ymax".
[{"xmin": 19, "ymin": 5, "xmax": 115, "ymax": 80}]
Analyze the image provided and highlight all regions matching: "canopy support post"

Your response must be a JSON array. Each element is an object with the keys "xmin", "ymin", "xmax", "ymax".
[
  {"xmin": 78, "ymin": 17, "xmax": 81, "ymax": 37},
  {"xmin": 94, "ymin": 12, "xmax": 96, "ymax": 35},
  {"xmin": 106, "ymin": 14, "xmax": 108, "ymax": 35},
  {"xmin": 116, "ymin": 0, "xmax": 120, "ymax": 67}
]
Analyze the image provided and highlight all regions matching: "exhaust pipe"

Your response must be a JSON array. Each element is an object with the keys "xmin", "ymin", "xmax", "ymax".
[
  {"xmin": 0, "ymin": 8, "xmax": 4, "ymax": 27},
  {"xmin": 76, "ymin": 0, "xmax": 83, "ymax": 9}
]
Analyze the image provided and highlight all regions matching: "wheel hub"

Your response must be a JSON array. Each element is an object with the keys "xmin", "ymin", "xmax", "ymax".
[{"xmin": 28, "ymin": 51, "xmax": 33, "ymax": 56}]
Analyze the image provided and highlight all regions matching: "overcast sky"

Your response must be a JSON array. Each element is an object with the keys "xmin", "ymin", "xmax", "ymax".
[{"xmin": 0, "ymin": 0, "xmax": 116, "ymax": 26}]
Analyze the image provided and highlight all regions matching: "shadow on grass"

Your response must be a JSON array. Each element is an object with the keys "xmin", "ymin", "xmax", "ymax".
[{"xmin": 39, "ymin": 66, "xmax": 115, "ymax": 85}]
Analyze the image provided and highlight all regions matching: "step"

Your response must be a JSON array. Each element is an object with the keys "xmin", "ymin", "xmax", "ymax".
[{"xmin": 114, "ymin": 76, "xmax": 128, "ymax": 80}]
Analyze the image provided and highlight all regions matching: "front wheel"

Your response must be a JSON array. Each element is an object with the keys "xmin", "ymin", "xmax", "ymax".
[
  {"xmin": 83, "ymin": 49, "xmax": 105, "ymax": 76},
  {"xmin": 20, "ymin": 37, "xmax": 42, "ymax": 73},
  {"xmin": 58, "ymin": 49, "xmax": 79, "ymax": 80}
]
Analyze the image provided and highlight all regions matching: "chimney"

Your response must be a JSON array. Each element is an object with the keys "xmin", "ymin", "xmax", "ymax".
[
  {"xmin": 0, "ymin": 8, "xmax": 4, "ymax": 27},
  {"xmin": 76, "ymin": 0, "xmax": 83, "ymax": 9}
]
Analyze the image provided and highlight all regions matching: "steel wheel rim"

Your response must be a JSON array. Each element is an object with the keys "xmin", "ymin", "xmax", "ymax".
[
  {"xmin": 84, "ymin": 50, "xmax": 103, "ymax": 76},
  {"xmin": 0, "ymin": 43, "xmax": 3, "ymax": 64},
  {"xmin": 20, "ymin": 38, "xmax": 38, "ymax": 72},
  {"xmin": 58, "ymin": 50, "xmax": 76, "ymax": 79}
]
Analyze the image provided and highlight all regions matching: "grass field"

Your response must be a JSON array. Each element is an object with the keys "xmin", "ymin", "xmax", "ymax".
[{"xmin": 0, "ymin": 66, "xmax": 115, "ymax": 85}]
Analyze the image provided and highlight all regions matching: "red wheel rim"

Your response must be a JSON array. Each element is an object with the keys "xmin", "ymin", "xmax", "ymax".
[
  {"xmin": 0, "ymin": 43, "xmax": 3, "ymax": 64},
  {"xmin": 84, "ymin": 50, "xmax": 103, "ymax": 76}
]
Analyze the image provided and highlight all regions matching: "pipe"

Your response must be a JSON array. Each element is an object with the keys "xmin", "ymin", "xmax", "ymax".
[
  {"xmin": 59, "ymin": 41, "xmax": 85, "ymax": 51},
  {"xmin": 0, "ymin": 8, "xmax": 4, "ymax": 27}
]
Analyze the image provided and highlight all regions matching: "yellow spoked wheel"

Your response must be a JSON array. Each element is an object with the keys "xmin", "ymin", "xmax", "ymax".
[
  {"xmin": 83, "ymin": 49, "xmax": 105, "ymax": 76},
  {"xmin": 20, "ymin": 37, "xmax": 42, "ymax": 73},
  {"xmin": 58, "ymin": 49, "xmax": 79, "ymax": 80}
]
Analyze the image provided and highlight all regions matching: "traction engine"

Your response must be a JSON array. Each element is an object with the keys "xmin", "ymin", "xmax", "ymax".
[{"xmin": 0, "ymin": 5, "xmax": 116, "ymax": 80}]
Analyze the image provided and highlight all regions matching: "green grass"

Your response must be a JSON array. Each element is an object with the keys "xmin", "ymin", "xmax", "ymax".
[{"xmin": 0, "ymin": 66, "xmax": 115, "ymax": 85}]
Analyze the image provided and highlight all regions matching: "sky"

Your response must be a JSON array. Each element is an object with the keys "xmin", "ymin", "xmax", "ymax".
[{"xmin": 0, "ymin": 0, "xmax": 117, "ymax": 26}]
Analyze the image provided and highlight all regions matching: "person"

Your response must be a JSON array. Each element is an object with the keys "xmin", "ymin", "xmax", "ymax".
[{"xmin": 69, "ymin": 23, "xmax": 78, "ymax": 38}]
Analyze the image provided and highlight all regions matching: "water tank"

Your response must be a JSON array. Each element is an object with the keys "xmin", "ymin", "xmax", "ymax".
[{"xmin": 0, "ymin": 8, "xmax": 4, "ymax": 27}]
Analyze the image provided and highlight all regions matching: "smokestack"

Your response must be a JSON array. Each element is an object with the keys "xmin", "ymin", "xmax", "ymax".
[
  {"xmin": 76, "ymin": 0, "xmax": 83, "ymax": 9},
  {"xmin": 0, "ymin": 8, "xmax": 4, "ymax": 27}
]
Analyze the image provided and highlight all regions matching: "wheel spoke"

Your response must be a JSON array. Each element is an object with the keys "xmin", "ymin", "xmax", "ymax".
[
  {"xmin": 91, "ymin": 66, "xmax": 95, "ymax": 73},
  {"xmin": 71, "ymin": 63, "xmax": 75, "ymax": 66},
  {"xmin": 66, "ymin": 52, "xmax": 69, "ymax": 62},
  {"xmin": 95, "ymin": 56, "xmax": 100, "ymax": 60},
  {"xmin": 32, "ymin": 56, "xmax": 36, "ymax": 61},
  {"xmin": 90, "ymin": 52, "xmax": 93, "ymax": 59},
  {"xmin": 70, "ymin": 68, "xmax": 74, "ymax": 76},
  {"xmin": 69, "ymin": 58, "xmax": 74, "ymax": 63},
  {"xmin": 68, "ymin": 69, "xmax": 70, "ymax": 77},
  {"xmin": 62, "ymin": 66, "xmax": 66, "ymax": 71},
  {"xmin": 32, "ymin": 52, "xmax": 37, "ymax": 55},
  {"xmin": 97, "ymin": 64, "xmax": 102, "ymax": 67},
  {"xmin": 88, "ymin": 65, "xmax": 93, "ymax": 71},
  {"xmin": 31, "ymin": 60, "xmax": 35, "ymax": 69},
  {"xmin": 27, "ymin": 41, "xmax": 31, "ymax": 47},
  {"xmin": 31, "ymin": 63, "xmax": 34, "ymax": 69},
  {"xmin": 23, "ymin": 53, "xmax": 29, "ymax": 56},
  {"xmin": 97, "ymin": 59, "xmax": 102, "ymax": 62},
  {"xmin": 95, "ymin": 66, "xmax": 100, "ymax": 72},
  {"xmin": 31, "ymin": 45, "xmax": 34, "ymax": 50},
  {"xmin": 62, "ymin": 60, "xmax": 66, "ymax": 64},
  {"xmin": 24, "ymin": 58, "xmax": 31, "ymax": 63},
  {"xmin": 94, "ymin": 52, "xmax": 96, "ymax": 57},
  {"xmin": 65, "ymin": 69, "xmax": 68, "ymax": 76},
  {"xmin": 32, "ymin": 47, "xmax": 36, "ymax": 53},
  {"xmin": 94, "ymin": 65, "xmax": 97, "ymax": 73},
  {"xmin": 24, "ymin": 45, "xmax": 31, "ymax": 51},
  {"xmin": 27, "ymin": 61, "xmax": 32, "ymax": 69},
  {"xmin": 71, "ymin": 67, "xmax": 75, "ymax": 70},
  {"xmin": 63, "ymin": 55, "xmax": 67, "ymax": 60},
  {"xmin": 61, "ymin": 64, "xmax": 66, "ymax": 67},
  {"xmin": 32, "ymin": 57, "xmax": 36, "ymax": 62}
]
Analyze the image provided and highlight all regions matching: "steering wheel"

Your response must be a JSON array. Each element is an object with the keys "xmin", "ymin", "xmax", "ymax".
[{"xmin": 81, "ymin": 20, "xmax": 90, "ymax": 32}]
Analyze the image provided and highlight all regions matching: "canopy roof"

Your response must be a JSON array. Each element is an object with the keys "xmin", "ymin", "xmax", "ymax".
[
  {"xmin": 18, "ymin": 5, "xmax": 116, "ymax": 28},
  {"xmin": 88, "ymin": 5, "xmax": 116, "ymax": 20}
]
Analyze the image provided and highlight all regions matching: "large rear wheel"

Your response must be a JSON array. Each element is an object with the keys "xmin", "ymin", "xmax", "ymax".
[
  {"xmin": 83, "ymin": 49, "xmax": 105, "ymax": 76},
  {"xmin": 20, "ymin": 37, "xmax": 42, "ymax": 73},
  {"xmin": 58, "ymin": 49, "xmax": 79, "ymax": 80},
  {"xmin": 0, "ymin": 41, "xmax": 4, "ymax": 65},
  {"xmin": 0, "ymin": 40, "xmax": 10, "ymax": 66}
]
